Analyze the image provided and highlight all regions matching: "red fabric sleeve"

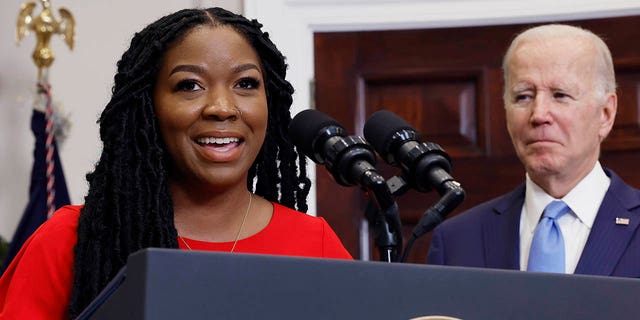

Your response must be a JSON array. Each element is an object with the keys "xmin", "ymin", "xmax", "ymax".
[
  {"xmin": 318, "ymin": 217, "xmax": 353, "ymax": 259},
  {"xmin": 0, "ymin": 206, "xmax": 80, "ymax": 320}
]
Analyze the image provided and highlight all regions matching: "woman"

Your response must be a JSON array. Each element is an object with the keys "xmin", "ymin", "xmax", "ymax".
[{"xmin": 0, "ymin": 7, "xmax": 351, "ymax": 319}]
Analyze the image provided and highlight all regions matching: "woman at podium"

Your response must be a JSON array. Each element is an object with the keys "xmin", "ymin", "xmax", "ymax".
[{"xmin": 0, "ymin": 7, "xmax": 351, "ymax": 319}]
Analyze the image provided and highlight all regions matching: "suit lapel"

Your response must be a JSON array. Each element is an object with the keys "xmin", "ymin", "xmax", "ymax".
[
  {"xmin": 483, "ymin": 184, "xmax": 525, "ymax": 270},
  {"xmin": 575, "ymin": 171, "xmax": 640, "ymax": 275}
]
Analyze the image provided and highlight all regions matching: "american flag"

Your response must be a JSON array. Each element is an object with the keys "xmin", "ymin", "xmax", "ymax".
[{"xmin": 0, "ymin": 84, "xmax": 70, "ymax": 274}]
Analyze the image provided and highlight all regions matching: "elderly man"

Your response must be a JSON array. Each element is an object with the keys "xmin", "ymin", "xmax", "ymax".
[{"xmin": 427, "ymin": 24, "xmax": 640, "ymax": 277}]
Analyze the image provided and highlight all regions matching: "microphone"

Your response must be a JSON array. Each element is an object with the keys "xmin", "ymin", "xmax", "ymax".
[
  {"xmin": 289, "ymin": 109, "xmax": 403, "ymax": 262},
  {"xmin": 364, "ymin": 109, "xmax": 465, "ymax": 253},
  {"xmin": 364, "ymin": 109, "xmax": 455, "ymax": 194},
  {"xmin": 289, "ymin": 109, "xmax": 378, "ymax": 188}
]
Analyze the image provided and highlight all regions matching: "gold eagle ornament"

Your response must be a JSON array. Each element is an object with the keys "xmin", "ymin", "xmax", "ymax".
[{"xmin": 17, "ymin": 0, "xmax": 75, "ymax": 80}]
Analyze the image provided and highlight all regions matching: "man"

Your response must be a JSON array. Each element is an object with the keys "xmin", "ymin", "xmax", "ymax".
[{"xmin": 427, "ymin": 24, "xmax": 640, "ymax": 277}]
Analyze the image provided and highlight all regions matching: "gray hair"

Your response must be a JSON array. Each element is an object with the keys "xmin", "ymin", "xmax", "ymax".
[{"xmin": 502, "ymin": 24, "xmax": 616, "ymax": 102}]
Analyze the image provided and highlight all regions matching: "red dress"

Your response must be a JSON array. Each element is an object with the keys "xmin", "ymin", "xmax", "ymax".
[{"xmin": 0, "ymin": 203, "xmax": 352, "ymax": 319}]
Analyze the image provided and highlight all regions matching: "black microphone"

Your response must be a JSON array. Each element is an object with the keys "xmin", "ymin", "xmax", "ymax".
[
  {"xmin": 364, "ymin": 110, "xmax": 466, "ymax": 254},
  {"xmin": 289, "ymin": 109, "xmax": 378, "ymax": 188},
  {"xmin": 364, "ymin": 109, "xmax": 455, "ymax": 194},
  {"xmin": 290, "ymin": 109, "xmax": 403, "ymax": 262}
]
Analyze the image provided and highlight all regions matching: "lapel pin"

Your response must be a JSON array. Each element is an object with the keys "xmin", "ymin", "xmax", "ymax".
[{"xmin": 615, "ymin": 217, "xmax": 630, "ymax": 225}]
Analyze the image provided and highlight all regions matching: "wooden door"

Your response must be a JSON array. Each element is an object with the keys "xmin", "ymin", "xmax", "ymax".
[{"xmin": 313, "ymin": 16, "xmax": 640, "ymax": 263}]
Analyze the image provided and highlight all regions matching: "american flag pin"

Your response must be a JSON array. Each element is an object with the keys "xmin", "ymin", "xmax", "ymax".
[{"xmin": 616, "ymin": 217, "xmax": 630, "ymax": 225}]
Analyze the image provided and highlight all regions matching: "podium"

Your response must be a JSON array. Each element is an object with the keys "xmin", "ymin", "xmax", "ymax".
[{"xmin": 80, "ymin": 248, "xmax": 640, "ymax": 319}]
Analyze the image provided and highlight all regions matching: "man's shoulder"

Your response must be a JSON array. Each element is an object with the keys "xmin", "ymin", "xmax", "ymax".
[
  {"xmin": 606, "ymin": 168, "xmax": 640, "ymax": 193},
  {"xmin": 603, "ymin": 168, "xmax": 640, "ymax": 209}
]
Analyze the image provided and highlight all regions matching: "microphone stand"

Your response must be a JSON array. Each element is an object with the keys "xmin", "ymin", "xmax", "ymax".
[
  {"xmin": 400, "ymin": 173, "xmax": 465, "ymax": 262},
  {"xmin": 360, "ymin": 170, "xmax": 403, "ymax": 263}
]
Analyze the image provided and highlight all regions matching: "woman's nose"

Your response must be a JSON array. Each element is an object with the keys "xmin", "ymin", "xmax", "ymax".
[{"xmin": 202, "ymin": 89, "xmax": 239, "ymax": 121}]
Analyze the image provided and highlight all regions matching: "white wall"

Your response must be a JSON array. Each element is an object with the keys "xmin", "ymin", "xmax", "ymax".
[{"xmin": 2, "ymin": 0, "xmax": 639, "ymax": 241}]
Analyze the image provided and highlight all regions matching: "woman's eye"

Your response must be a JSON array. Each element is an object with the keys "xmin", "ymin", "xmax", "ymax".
[
  {"xmin": 236, "ymin": 78, "xmax": 260, "ymax": 89},
  {"xmin": 514, "ymin": 94, "xmax": 531, "ymax": 102},
  {"xmin": 175, "ymin": 80, "xmax": 203, "ymax": 92}
]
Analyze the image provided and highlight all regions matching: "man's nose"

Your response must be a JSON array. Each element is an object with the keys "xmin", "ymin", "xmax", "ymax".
[{"xmin": 529, "ymin": 94, "xmax": 553, "ymax": 126}]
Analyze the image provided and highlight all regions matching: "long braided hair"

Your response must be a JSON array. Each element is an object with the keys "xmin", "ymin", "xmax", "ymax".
[{"xmin": 68, "ymin": 7, "xmax": 311, "ymax": 317}]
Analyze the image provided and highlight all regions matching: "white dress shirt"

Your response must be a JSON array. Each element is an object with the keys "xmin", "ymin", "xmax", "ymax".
[{"xmin": 519, "ymin": 162, "xmax": 610, "ymax": 273}]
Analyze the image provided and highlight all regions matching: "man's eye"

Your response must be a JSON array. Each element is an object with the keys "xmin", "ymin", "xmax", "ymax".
[
  {"xmin": 514, "ymin": 94, "xmax": 531, "ymax": 102},
  {"xmin": 236, "ymin": 78, "xmax": 260, "ymax": 89},
  {"xmin": 553, "ymin": 92, "xmax": 569, "ymax": 99},
  {"xmin": 175, "ymin": 80, "xmax": 203, "ymax": 92}
]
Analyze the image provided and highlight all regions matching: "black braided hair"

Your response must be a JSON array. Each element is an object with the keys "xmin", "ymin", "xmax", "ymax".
[{"xmin": 68, "ymin": 7, "xmax": 311, "ymax": 317}]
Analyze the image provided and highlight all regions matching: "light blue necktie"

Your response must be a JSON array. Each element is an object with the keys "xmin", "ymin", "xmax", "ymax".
[{"xmin": 527, "ymin": 200, "xmax": 570, "ymax": 273}]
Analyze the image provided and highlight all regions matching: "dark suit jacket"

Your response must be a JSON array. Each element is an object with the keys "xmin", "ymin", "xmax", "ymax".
[{"xmin": 427, "ymin": 169, "xmax": 640, "ymax": 277}]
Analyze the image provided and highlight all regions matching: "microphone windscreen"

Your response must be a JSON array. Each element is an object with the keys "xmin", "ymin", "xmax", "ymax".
[
  {"xmin": 289, "ymin": 109, "xmax": 344, "ymax": 158},
  {"xmin": 364, "ymin": 110, "xmax": 415, "ymax": 155}
]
